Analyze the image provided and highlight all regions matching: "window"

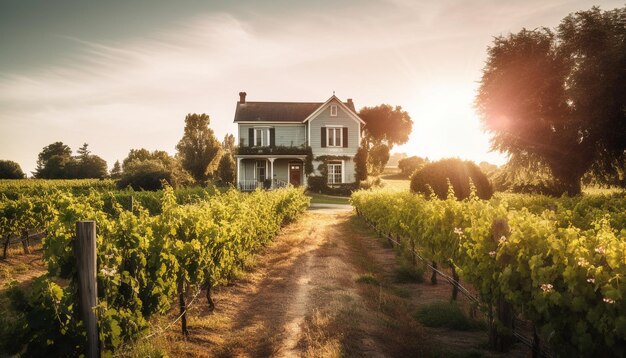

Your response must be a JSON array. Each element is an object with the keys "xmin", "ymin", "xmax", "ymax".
[
  {"xmin": 327, "ymin": 161, "xmax": 342, "ymax": 184},
  {"xmin": 330, "ymin": 105, "xmax": 337, "ymax": 117},
  {"xmin": 326, "ymin": 127, "xmax": 342, "ymax": 147},
  {"xmin": 254, "ymin": 128, "xmax": 267, "ymax": 146},
  {"xmin": 256, "ymin": 160, "xmax": 266, "ymax": 182}
]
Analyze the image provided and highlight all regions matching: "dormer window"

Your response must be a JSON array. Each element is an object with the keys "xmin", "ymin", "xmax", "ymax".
[{"xmin": 330, "ymin": 105, "xmax": 337, "ymax": 117}]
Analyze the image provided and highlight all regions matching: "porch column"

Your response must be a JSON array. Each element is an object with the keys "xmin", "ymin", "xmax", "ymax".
[
  {"xmin": 302, "ymin": 159, "xmax": 308, "ymax": 188},
  {"xmin": 236, "ymin": 157, "xmax": 242, "ymax": 189},
  {"xmin": 269, "ymin": 158, "xmax": 276, "ymax": 189}
]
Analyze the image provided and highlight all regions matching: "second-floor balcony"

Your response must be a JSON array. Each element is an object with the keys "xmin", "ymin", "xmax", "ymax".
[{"xmin": 236, "ymin": 145, "xmax": 311, "ymax": 156}]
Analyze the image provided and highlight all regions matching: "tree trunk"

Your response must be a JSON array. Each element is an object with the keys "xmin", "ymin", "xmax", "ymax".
[
  {"xmin": 451, "ymin": 265, "xmax": 459, "ymax": 301},
  {"xmin": 3, "ymin": 235, "xmax": 10, "ymax": 259},
  {"xmin": 178, "ymin": 279, "xmax": 189, "ymax": 337},
  {"xmin": 21, "ymin": 229, "xmax": 30, "ymax": 254},
  {"xmin": 204, "ymin": 279, "xmax": 215, "ymax": 311},
  {"xmin": 492, "ymin": 295, "xmax": 515, "ymax": 352},
  {"xmin": 430, "ymin": 261, "xmax": 437, "ymax": 285}
]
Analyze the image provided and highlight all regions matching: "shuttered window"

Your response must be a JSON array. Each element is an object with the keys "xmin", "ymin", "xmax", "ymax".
[{"xmin": 326, "ymin": 127, "xmax": 342, "ymax": 147}]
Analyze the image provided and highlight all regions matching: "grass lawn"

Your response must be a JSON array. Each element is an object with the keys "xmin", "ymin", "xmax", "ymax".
[
  {"xmin": 380, "ymin": 174, "xmax": 411, "ymax": 192},
  {"xmin": 307, "ymin": 192, "xmax": 351, "ymax": 205}
]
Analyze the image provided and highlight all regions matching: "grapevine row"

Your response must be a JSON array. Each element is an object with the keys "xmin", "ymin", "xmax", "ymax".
[
  {"xmin": 2, "ymin": 186, "xmax": 309, "ymax": 356},
  {"xmin": 351, "ymin": 190, "xmax": 626, "ymax": 356}
]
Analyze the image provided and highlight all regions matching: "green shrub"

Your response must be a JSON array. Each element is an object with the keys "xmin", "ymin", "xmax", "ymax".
[
  {"xmin": 415, "ymin": 301, "xmax": 483, "ymax": 331},
  {"xmin": 393, "ymin": 260, "xmax": 424, "ymax": 283},
  {"xmin": 410, "ymin": 158, "xmax": 493, "ymax": 200},
  {"xmin": 355, "ymin": 273, "xmax": 379, "ymax": 285}
]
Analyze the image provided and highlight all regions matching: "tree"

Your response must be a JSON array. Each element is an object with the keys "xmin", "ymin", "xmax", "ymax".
[
  {"xmin": 176, "ymin": 113, "xmax": 222, "ymax": 183},
  {"xmin": 110, "ymin": 160, "xmax": 122, "ymax": 179},
  {"xmin": 222, "ymin": 134, "xmax": 236, "ymax": 154},
  {"xmin": 74, "ymin": 155, "xmax": 108, "ymax": 179},
  {"xmin": 476, "ymin": 6, "xmax": 626, "ymax": 195},
  {"xmin": 0, "ymin": 160, "xmax": 25, "ymax": 179},
  {"xmin": 359, "ymin": 105, "xmax": 413, "ymax": 146},
  {"xmin": 368, "ymin": 143, "xmax": 390, "ymax": 175},
  {"xmin": 358, "ymin": 105, "xmax": 413, "ymax": 176},
  {"xmin": 118, "ymin": 148, "xmax": 192, "ymax": 190},
  {"xmin": 398, "ymin": 156, "xmax": 427, "ymax": 177},
  {"xmin": 34, "ymin": 142, "xmax": 73, "ymax": 178},
  {"xmin": 217, "ymin": 153, "xmax": 235, "ymax": 185},
  {"xmin": 77, "ymin": 143, "xmax": 90, "ymax": 159},
  {"xmin": 354, "ymin": 144, "xmax": 368, "ymax": 182}
]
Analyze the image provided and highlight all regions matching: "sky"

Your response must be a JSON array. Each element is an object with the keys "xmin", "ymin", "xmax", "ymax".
[{"xmin": 0, "ymin": 0, "xmax": 622, "ymax": 176}]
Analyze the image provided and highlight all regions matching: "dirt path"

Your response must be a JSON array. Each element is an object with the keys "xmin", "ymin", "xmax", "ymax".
[{"xmin": 160, "ymin": 209, "xmax": 526, "ymax": 358}]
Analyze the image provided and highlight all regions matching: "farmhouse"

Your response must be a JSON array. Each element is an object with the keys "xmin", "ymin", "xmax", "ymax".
[{"xmin": 234, "ymin": 92, "xmax": 365, "ymax": 190}]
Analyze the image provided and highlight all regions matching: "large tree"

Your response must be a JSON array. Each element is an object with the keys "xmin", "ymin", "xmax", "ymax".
[
  {"xmin": 222, "ymin": 133, "xmax": 236, "ymax": 154},
  {"xmin": 476, "ymin": 6, "xmax": 626, "ymax": 195},
  {"xmin": 34, "ymin": 142, "xmax": 73, "ymax": 178},
  {"xmin": 176, "ymin": 113, "xmax": 222, "ymax": 183},
  {"xmin": 358, "ymin": 105, "xmax": 413, "ymax": 174},
  {"xmin": 0, "ymin": 160, "xmax": 26, "ymax": 179},
  {"xmin": 119, "ymin": 148, "xmax": 192, "ymax": 190}
]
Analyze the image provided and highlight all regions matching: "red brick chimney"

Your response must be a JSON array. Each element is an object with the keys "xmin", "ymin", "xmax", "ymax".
[{"xmin": 239, "ymin": 91, "xmax": 247, "ymax": 104}]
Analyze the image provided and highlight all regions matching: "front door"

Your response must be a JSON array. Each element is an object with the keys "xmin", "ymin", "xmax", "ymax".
[{"xmin": 289, "ymin": 163, "xmax": 302, "ymax": 186}]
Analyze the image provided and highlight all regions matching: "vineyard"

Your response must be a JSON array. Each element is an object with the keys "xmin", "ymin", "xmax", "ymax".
[
  {"xmin": 351, "ymin": 189, "xmax": 626, "ymax": 356},
  {"xmin": 0, "ymin": 182, "xmax": 309, "ymax": 356}
]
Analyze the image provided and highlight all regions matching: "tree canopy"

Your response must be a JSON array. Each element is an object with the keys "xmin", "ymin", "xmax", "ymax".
[
  {"xmin": 33, "ymin": 142, "xmax": 108, "ymax": 179},
  {"xmin": 119, "ymin": 148, "xmax": 192, "ymax": 190},
  {"xmin": 358, "ymin": 104, "xmax": 413, "ymax": 176},
  {"xmin": 34, "ymin": 142, "xmax": 73, "ymax": 178},
  {"xmin": 176, "ymin": 113, "xmax": 222, "ymax": 183},
  {"xmin": 476, "ymin": 6, "xmax": 626, "ymax": 195},
  {"xmin": 0, "ymin": 160, "xmax": 26, "ymax": 179},
  {"xmin": 358, "ymin": 104, "xmax": 413, "ymax": 146}
]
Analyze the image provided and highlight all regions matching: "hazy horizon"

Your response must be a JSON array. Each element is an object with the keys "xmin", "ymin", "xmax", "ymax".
[{"xmin": 1, "ymin": 0, "xmax": 621, "ymax": 175}]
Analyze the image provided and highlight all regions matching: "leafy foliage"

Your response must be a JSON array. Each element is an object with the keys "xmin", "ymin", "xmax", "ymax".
[
  {"xmin": 217, "ymin": 153, "xmax": 235, "ymax": 185},
  {"xmin": 33, "ymin": 142, "xmax": 108, "ymax": 179},
  {"xmin": 354, "ymin": 143, "xmax": 368, "ymax": 182},
  {"xmin": 358, "ymin": 104, "xmax": 413, "ymax": 146},
  {"xmin": 398, "ymin": 156, "xmax": 427, "ymax": 177},
  {"xmin": 410, "ymin": 158, "xmax": 493, "ymax": 200},
  {"xmin": 119, "ymin": 149, "xmax": 192, "ymax": 190},
  {"xmin": 352, "ymin": 189, "xmax": 626, "ymax": 356},
  {"xmin": 476, "ymin": 6, "xmax": 626, "ymax": 195},
  {"xmin": 1, "ymin": 186, "xmax": 309, "ymax": 355},
  {"xmin": 0, "ymin": 160, "xmax": 25, "ymax": 179},
  {"xmin": 367, "ymin": 143, "xmax": 390, "ymax": 175},
  {"xmin": 176, "ymin": 113, "xmax": 222, "ymax": 183}
]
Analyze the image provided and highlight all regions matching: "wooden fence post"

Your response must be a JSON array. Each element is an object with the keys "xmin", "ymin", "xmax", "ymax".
[{"xmin": 75, "ymin": 221, "xmax": 99, "ymax": 358}]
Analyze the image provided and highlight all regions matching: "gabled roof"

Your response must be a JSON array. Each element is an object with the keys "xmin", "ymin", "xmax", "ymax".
[
  {"xmin": 302, "ymin": 95, "xmax": 365, "ymax": 125},
  {"xmin": 233, "ymin": 95, "xmax": 358, "ymax": 123}
]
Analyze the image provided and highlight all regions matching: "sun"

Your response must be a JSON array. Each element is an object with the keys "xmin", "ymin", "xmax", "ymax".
[{"xmin": 394, "ymin": 83, "xmax": 506, "ymax": 166}]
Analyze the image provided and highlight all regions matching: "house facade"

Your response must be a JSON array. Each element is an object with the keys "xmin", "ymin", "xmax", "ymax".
[{"xmin": 234, "ymin": 92, "xmax": 364, "ymax": 190}]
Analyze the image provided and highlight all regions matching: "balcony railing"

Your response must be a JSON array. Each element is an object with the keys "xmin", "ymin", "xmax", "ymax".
[
  {"xmin": 238, "ymin": 179, "xmax": 291, "ymax": 191},
  {"xmin": 236, "ymin": 145, "xmax": 311, "ymax": 156}
]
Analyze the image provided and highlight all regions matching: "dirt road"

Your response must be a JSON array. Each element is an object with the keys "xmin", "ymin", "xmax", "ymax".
[{"xmin": 160, "ymin": 208, "xmax": 523, "ymax": 358}]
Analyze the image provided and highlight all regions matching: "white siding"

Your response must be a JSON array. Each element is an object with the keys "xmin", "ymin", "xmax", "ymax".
[{"xmin": 238, "ymin": 124, "xmax": 306, "ymax": 147}]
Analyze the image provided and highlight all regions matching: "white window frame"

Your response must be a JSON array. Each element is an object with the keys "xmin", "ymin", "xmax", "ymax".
[
  {"xmin": 253, "ymin": 128, "xmax": 270, "ymax": 147},
  {"xmin": 327, "ymin": 161, "xmax": 342, "ymax": 184},
  {"xmin": 326, "ymin": 127, "xmax": 343, "ymax": 147},
  {"xmin": 330, "ymin": 104, "xmax": 338, "ymax": 117}
]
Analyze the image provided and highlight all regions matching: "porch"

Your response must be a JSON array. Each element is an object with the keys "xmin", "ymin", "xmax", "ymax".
[{"xmin": 236, "ymin": 155, "xmax": 308, "ymax": 191}]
